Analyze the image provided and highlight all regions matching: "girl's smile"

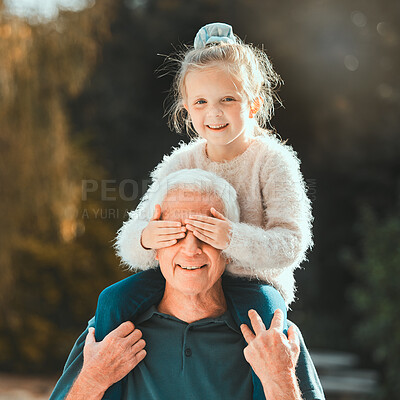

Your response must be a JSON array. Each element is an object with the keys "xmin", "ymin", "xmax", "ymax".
[{"xmin": 184, "ymin": 66, "xmax": 255, "ymax": 161}]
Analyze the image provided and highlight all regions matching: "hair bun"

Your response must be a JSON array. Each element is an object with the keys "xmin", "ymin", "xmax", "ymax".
[{"xmin": 193, "ymin": 22, "xmax": 236, "ymax": 50}]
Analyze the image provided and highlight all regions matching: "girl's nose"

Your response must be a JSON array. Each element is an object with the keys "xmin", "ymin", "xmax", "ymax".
[
  {"xmin": 180, "ymin": 231, "xmax": 202, "ymax": 256},
  {"xmin": 207, "ymin": 104, "xmax": 223, "ymax": 117}
]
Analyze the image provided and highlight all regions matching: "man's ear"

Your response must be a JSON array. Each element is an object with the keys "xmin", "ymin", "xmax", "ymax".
[{"xmin": 155, "ymin": 252, "xmax": 159, "ymax": 261}]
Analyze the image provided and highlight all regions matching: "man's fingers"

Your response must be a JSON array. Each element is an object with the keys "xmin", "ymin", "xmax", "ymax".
[
  {"xmin": 131, "ymin": 338, "xmax": 146, "ymax": 353},
  {"xmin": 270, "ymin": 309, "xmax": 285, "ymax": 332},
  {"xmin": 126, "ymin": 328, "xmax": 143, "ymax": 345},
  {"xmin": 287, "ymin": 325, "xmax": 300, "ymax": 348},
  {"xmin": 111, "ymin": 321, "xmax": 135, "ymax": 338},
  {"xmin": 151, "ymin": 204, "xmax": 162, "ymax": 221},
  {"xmin": 134, "ymin": 349, "xmax": 147, "ymax": 365},
  {"xmin": 240, "ymin": 324, "xmax": 256, "ymax": 344},
  {"xmin": 248, "ymin": 309, "xmax": 266, "ymax": 336},
  {"xmin": 85, "ymin": 327, "xmax": 96, "ymax": 345}
]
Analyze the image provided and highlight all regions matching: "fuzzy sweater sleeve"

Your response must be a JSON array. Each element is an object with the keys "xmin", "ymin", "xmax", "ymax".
[
  {"xmin": 223, "ymin": 144, "xmax": 313, "ymax": 280},
  {"xmin": 114, "ymin": 141, "xmax": 194, "ymax": 270}
]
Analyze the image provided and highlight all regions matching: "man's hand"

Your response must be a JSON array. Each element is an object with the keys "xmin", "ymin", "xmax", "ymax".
[
  {"xmin": 240, "ymin": 309, "xmax": 302, "ymax": 400},
  {"xmin": 185, "ymin": 207, "xmax": 232, "ymax": 250},
  {"xmin": 141, "ymin": 204, "xmax": 187, "ymax": 249},
  {"xmin": 82, "ymin": 322, "xmax": 146, "ymax": 392}
]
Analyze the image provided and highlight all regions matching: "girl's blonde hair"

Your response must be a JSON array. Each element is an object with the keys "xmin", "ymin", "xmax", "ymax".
[{"xmin": 160, "ymin": 33, "xmax": 283, "ymax": 137}]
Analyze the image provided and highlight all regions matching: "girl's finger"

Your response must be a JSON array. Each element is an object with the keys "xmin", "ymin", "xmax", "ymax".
[
  {"xmin": 157, "ymin": 239, "xmax": 178, "ymax": 248},
  {"xmin": 151, "ymin": 204, "xmax": 162, "ymax": 221},
  {"xmin": 154, "ymin": 221, "xmax": 182, "ymax": 228},
  {"xmin": 158, "ymin": 232, "xmax": 186, "ymax": 241},
  {"xmin": 186, "ymin": 215, "xmax": 217, "ymax": 225},
  {"xmin": 192, "ymin": 229, "xmax": 214, "ymax": 245},
  {"xmin": 157, "ymin": 227, "xmax": 186, "ymax": 235},
  {"xmin": 210, "ymin": 207, "xmax": 227, "ymax": 220},
  {"xmin": 186, "ymin": 221, "xmax": 214, "ymax": 233},
  {"xmin": 248, "ymin": 309, "xmax": 266, "ymax": 336},
  {"xmin": 240, "ymin": 324, "xmax": 255, "ymax": 344}
]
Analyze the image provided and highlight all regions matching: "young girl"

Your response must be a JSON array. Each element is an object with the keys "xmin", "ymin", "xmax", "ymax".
[{"xmin": 95, "ymin": 22, "xmax": 316, "ymax": 399}]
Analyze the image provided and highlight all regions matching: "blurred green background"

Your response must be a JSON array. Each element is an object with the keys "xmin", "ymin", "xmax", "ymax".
[{"xmin": 0, "ymin": 0, "xmax": 399, "ymax": 398}]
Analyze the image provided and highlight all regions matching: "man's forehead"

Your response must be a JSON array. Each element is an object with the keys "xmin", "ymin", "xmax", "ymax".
[
  {"xmin": 161, "ymin": 191, "xmax": 223, "ymax": 221},
  {"xmin": 161, "ymin": 205, "xmax": 212, "ymax": 221}
]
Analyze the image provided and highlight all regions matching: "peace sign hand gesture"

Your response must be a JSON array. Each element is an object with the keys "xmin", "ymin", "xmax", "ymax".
[{"xmin": 240, "ymin": 309, "xmax": 302, "ymax": 400}]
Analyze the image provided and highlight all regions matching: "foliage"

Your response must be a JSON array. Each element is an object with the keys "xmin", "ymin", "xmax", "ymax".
[
  {"xmin": 349, "ymin": 205, "xmax": 400, "ymax": 399},
  {"xmin": 0, "ymin": 0, "xmax": 129, "ymax": 372}
]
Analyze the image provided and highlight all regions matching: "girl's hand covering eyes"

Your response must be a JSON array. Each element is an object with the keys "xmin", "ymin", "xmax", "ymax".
[
  {"xmin": 141, "ymin": 205, "xmax": 187, "ymax": 250},
  {"xmin": 185, "ymin": 207, "xmax": 232, "ymax": 250}
]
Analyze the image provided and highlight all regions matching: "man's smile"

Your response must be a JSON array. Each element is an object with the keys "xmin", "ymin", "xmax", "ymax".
[{"xmin": 176, "ymin": 263, "xmax": 208, "ymax": 270}]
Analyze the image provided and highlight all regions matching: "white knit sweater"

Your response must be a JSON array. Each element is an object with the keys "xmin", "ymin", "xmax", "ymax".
[{"xmin": 115, "ymin": 134, "xmax": 313, "ymax": 306}]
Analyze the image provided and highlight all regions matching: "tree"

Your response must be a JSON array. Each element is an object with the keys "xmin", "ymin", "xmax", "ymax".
[
  {"xmin": 0, "ymin": 0, "xmax": 129, "ymax": 372},
  {"xmin": 349, "ymin": 204, "xmax": 400, "ymax": 398}
]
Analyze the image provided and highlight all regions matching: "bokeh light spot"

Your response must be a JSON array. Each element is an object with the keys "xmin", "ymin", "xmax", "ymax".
[
  {"xmin": 344, "ymin": 55, "xmax": 359, "ymax": 71},
  {"xmin": 351, "ymin": 11, "xmax": 367, "ymax": 28}
]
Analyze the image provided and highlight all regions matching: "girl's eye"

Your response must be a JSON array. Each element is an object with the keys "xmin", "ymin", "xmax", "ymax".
[
  {"xmin": 223, "ymin": 97, "xmax": 235, "ymax": 102},
  {"xmin": 195, "ymin": 100, "xmax": 206, "ymax": 105}
]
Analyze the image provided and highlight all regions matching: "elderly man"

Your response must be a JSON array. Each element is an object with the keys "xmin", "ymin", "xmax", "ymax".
[{"xmin": 51, "ymin": 169, "xmax": 324, "ymax": 400}]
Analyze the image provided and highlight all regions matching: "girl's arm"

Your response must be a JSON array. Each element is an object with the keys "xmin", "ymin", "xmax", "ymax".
[
  {"xmin": 223, "ymin": 146, "xmax": 313, "ymax": 278},
  {"xmin": 114, "ymin": 141, "xmax": 195, "ymax": 270}
]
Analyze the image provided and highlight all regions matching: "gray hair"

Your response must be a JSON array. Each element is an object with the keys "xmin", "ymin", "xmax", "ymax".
[{"xmin": 146, "ymin": 169, "xmax": 240, "ymax": 222}]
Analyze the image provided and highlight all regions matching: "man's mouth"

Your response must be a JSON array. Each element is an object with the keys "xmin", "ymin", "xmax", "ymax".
[
  {"xmin": 206, "ymin": 123, "xmax": 229, "ymax": 130},
  {"xmin": 176, "ymin": 264, "xmax": 208, "ymax": 270}
]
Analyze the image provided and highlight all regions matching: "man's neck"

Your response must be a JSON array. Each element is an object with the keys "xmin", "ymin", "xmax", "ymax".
[{"xmin": 157, "ymin": 282, "xmax": 227, "ymax": 323}]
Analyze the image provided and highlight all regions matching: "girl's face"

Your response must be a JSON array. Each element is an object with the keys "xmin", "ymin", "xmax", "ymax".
[{"xmin": 183, "ymin": 66, "xmax": 254, "ymax": 159}]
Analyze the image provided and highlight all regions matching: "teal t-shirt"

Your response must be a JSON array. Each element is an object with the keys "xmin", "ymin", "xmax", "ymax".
[{"xmin": 123, "ymin": 305, "xmax": 253, "ymax": 400}]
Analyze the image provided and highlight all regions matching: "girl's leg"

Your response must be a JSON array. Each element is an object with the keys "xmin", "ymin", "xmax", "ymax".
[
  {"xmin": 221, "ymin": 273, "xmax": 288, "ymax": 333},
  {"xmin": 94, "ymin": 267, "xmax": 165, "ymax": 341}
]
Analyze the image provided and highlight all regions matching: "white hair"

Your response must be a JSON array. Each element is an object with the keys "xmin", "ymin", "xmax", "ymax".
[{"xmin": 146, "ymin": 169, "xmax": 240, "ymax": 222}]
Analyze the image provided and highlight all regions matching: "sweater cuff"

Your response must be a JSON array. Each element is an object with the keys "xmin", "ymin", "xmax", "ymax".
[
  {"xmin": 114, "ymin": 219, "xmax": 157, "ymax": 270},
  {"xmin": 223, "ymin": 222, "xmax": 256, "ymax": 265}
]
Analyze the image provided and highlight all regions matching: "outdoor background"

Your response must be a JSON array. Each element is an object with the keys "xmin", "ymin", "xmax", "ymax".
[{"xmin": 0, "ymin": 0, "xmax": 399, "ymax": 399}]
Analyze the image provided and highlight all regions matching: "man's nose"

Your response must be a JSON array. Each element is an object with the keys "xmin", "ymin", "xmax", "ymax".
[{"xmin": 180, "ymin": 231, "xmax": 202, "ymax": 255}]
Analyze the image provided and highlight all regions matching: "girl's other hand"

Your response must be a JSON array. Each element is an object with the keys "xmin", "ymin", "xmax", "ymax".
[
  {"xmin": 185, "ymin": 207, "xmax": 232, "ymax": 250},
  {"xmin": 141, "ymin": 204, "xmax": 186, "ymax": 249}
]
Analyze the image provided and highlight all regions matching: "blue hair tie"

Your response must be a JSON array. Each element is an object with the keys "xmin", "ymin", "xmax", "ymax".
[{"xmin": 193, "ymin": 22, "xmax": 236, "ymax": 50}]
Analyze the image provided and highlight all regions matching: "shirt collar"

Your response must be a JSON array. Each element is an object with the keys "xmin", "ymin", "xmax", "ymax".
[{"xmin": 135, "ymin": 304, "xmax": 240, "ymax": 334}]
